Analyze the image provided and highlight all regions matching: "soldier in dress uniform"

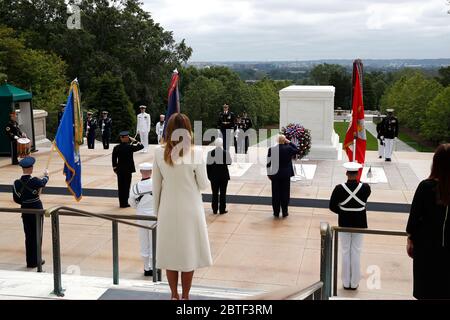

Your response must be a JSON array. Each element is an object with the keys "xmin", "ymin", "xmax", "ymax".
[
  {"xmin": 5, "ymin": 111, "xmax": 25, "ymax": 165},
  {"xmin": 98, "ymin": 111, "xmax": 112, "ymax": 150},
  {"xmin": 241, "ymin": 111, "xmax": 253, "ymax": 154},
  {"xmin": 381, "ymin": 109, "xmax": 399, "ymax": 162},
  {"xmin": 12, "ymin": 157, "xmax": 49, "ymax": 268},
  {"xmin": 57, "ymin": 104, "xmax": 66, "ymax": 128},
  {"xmin": 112, "ymin": 131, "xmax": 144, "ymax": 208},
  {"xmin": 329, "ymin": 162, "xmax": 371, "ymax": 290},
  {"xmin": 234, "ymin": 115, "xmax": 245, "ymax": 154},
  {"xmin": 155, "ymin": 114, "xmax": 165, "ymax": 144},
  {"xmin": 84, "ymin": 111, "xmax": 97, "ymax": 149},
  {"xmin": 217, "ymin": 104, "xmax": 236, "ymax": 151},
  {"xmin": 136, "ymin": 105, "xmax": 151, "ymax": 153},
  {"xmin": 129, "ymin": 162, "xmax": 155, "ymax": 276}
]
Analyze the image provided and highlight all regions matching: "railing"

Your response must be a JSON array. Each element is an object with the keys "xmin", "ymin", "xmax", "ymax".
[
  {"xmin": 320, "ymin": 222, "xmax": 408, "ymax": 297},
  {"xmin": 0, "ymin": 206, "xmax": 161, "ymax": 297}
]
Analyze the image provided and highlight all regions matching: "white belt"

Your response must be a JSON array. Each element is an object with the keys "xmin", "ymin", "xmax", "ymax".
[{"xmin": 339, "ymin": 183, "xmax": 366, "ymax": 212}]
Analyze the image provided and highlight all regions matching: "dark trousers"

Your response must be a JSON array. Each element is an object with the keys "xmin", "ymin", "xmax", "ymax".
[
  {"xmin": 211, "ymin": 180, "xmax": 228, "ymax": 213},
  {"xmin": 245, "ymin": 136, "xmax": 249, "ymax": 154},
  {"xmin": 117, "ymin": 172, "xmax": 132, "ymax": 207},
  {"xmin": 22, "ymin": 213, "xmax": 43, "ymax": 267},
  {"xmin": 102, "ymin": 133, "xmax": 110, "ymax": 149},
  {"xmin": 220, "ymin": 129, "xmax": 232, "ymax": 151},
  {"xmin": 87, "ymin": 134, "xmax": 95, "ymax": 149},
  {"xmin": 271, "ymin": 177, "xmax": 291, "ymax": 215},
  {"xmin": 11, "ymin": 140, "xmax": 18, "ymax": 165}
]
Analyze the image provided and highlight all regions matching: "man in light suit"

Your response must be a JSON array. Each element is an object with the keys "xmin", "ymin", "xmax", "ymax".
[
  {"xmin": 267, "ymin": 135, "xmax": 298, "ymax": 218},
  {"xmin": 137, "ymin": 105, "xmax": 151, "ymax": 153}
]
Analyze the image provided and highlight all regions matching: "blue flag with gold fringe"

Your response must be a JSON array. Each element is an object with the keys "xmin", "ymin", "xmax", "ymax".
[{"xmin": 54, "ymin": 79, "xmax": 83, "ymax": 201}]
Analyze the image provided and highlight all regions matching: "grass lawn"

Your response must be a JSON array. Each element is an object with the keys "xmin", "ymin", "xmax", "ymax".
[
  {"xmin": 334, "ymin": 122, "xmax": 378, "ymax": 151},
  {"xmin": 398, "ymin": 131, "xmax": 435, "ymax": 152}
]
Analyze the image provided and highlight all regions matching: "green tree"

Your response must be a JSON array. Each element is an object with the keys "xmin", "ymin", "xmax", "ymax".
[
  {"xmin": 436, "ymin": 66, "xmax": 450, "ymax": 87},
  {"xmin": 85, "ymin": 72, "xmax": 135, "ymax": 141},
  {"xmin": 421, "ymin": 87, "xmax": 450, "ymax": 143}
]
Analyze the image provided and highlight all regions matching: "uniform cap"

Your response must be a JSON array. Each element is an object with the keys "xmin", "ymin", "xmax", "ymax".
[
  {"xmin": 19, "ymin": 157, "xmax": 35, "ymax": 168},
  {"xmin": 119, "ymin": 131, "xmax": 130, "ymax": 136},
  {"xmin": 139, "ymin": 105, "xmax": 147, "ymax": 109},
  {"xmin": 343, "ymin": 162, "xmax": 362, "ymax": 172},
  {"xmin": 386, "ymin": 108, "xmax": 394, "ymax": 112},
  {"xmin": 87, "ymin": 111, "xmax": 93, "ymax": 115},
  {"xmin": 139, "ymin": 162, "xmax": 153, "ymax": 170},
  {"xmin": 102, "ymin": 111, "xmax": 108, "ymax": 114}
]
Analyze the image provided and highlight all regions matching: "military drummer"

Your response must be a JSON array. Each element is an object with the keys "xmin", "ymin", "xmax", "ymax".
[
  {"xmin": 5, "ymin": 111, "xmax": 26, "ymax": 165},
  {"xmin": 12, "ymin": 157, "xmax": 49, "ymax": 269},
  {"xmin": 329, "ymin": 162, "xmax": 371, "ymax": 290}
]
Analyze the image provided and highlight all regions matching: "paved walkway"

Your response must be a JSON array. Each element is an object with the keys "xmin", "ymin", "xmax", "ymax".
[{"xmin": 365, "ymin": 122, "xmax": 416, "ymax": 152}]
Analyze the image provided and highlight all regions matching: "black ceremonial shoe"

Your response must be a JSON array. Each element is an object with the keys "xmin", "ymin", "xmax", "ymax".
[
  {"xmin": 219, "ymin": 210, "xmax": 228, "ymax": 215},
  {"xmin": 385, "ymin": 158, "xmax": 392, "ymax": 162},
  {"xmin": 144, "ymin": 269, "xmax": 153, "ymax": 277}
]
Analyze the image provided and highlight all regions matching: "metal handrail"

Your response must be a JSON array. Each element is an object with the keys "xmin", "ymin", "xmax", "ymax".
[
  {"xmin": 322, "ymin": 223, "xmax": 408, "ymax": 297},
  {"xmin": 0, "ymin": 206, "xmax": 161, "ymax": 297},
  {"xmin": 251, "ymin": 281, "xmax": 323, "ymax": 300}
]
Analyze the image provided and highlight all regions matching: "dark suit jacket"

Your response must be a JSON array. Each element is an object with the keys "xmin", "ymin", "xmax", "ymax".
[
  {"xmin": 207, "ymin": 147, "xmax": 232, "ymax": 181},
  {"xmin": 267, "ymin": 143, "xmax": 298, "ymax": 179},
  {"xmin": 112, "ymin": 142, "xmax": 144, "ymax": 174}
]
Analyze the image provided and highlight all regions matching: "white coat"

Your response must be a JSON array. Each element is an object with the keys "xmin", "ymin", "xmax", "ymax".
[
  {"xmin": 137, "ymin": 112, "xmax": 151, "ymax": 133},
  {"xmin": 153, "ymin": 146, "xmax": 213, "ymax": 272}
]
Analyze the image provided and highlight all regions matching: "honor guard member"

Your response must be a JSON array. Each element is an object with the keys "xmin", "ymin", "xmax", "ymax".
[
  {"xmin": 112, "ymin": 131, "xmax": 144, "ymax": 208},
  {"xmin": 241, "ymin": 111, "xmax": 253, "ymax": 154},
  {"xmin": 12, "ymin": 157, "xmax": 49, "ymax": 268},
  {"xmin": 129, "ymin": 162, "xmax": 155, "ymax": 276},
  {"xmin": 137, "ymin": 105, "xmax": 151, "ymax": 153},
  {"xmin": 329, "ymin": 162, "xmax": 371, "ymax": 290},
  {"xmin": 84, "ymin": 111, "xmax": 97, "ymax": 149},
  {"xmin": 376, "ymin": 119, "xmax": 385, "ymax": 159},
  {"xmin": 5, "ymin": 112, "xmax": 25, "ymax": 165},
  {"xmin": 57, "ymin": 104, "xmax": 66, "ymax": 128},
  {"xmin": 217, "ymin": 104, "xmax": 236, "ymax": 151},
  {"xmin": 234, "ymin": 115, "xmax": 245, "ymax": 154},
  {"xmin": 381, "ymin": 109, "xmax": 398, "ymax": 162},
  {"xmin": 155, "ymin": 114, "xmax": 165, "ymax": 144},
  {"xmin": 99, "ymin": 111, "xmax": 112, "ymax": 150}
]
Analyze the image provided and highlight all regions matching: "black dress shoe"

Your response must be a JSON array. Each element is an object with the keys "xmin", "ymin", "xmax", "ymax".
[
  {"xmin": 213, "ymin": 211, "xmax": 218, "ymax": 214},
  {"xmin": 273, "ymin": 213, "xmax": 279, "ymax": 218},
  {"xmin": 120, "ymin": 204, "xmax": 131, "ymax": 208},
  {"xmin": 219, "ymin": 210, "xmax": 228, "ymax": 215},
  {"xmin": 282, "ymin": 213, "xmax": 289, "ymax": 218},
  {"xmin": 378, "ymin": 156, "xmax": 382, "ymax": 159},
  {"xmin": 385, "ymin": 158, "xmax": 391, "ymax": 162},
  {"xmin": 27, "ymin": 260, "xmax": 45, "ymax": 268},
  {"xmin": 343, "ymin": 286, "xmax": 351, "ymax": 290},
  {"xmin": 144, "ymin": 269, "xmax": 153, "ymax": 277},
  {"xmin": 350, "ymin": 285, "xmax": 359, "ymax": 290}
]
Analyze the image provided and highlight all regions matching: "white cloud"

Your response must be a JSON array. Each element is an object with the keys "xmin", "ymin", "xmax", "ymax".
[{"xmin": 142, "ymin": 0, "xmax": 450, "ymax": 61}]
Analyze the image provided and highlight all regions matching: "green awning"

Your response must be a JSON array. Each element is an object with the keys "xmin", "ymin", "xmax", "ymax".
[{"xmin": 0, "ymin": 83, "xmax": 32, "ymax": 102}]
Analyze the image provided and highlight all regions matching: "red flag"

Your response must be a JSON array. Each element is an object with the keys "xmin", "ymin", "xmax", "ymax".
[{"xmin": 344, "ymin": 60, "xmax": 366, "ymax": 180}]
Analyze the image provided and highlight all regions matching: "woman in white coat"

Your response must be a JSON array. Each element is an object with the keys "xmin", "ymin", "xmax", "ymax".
[{"xmin": 153, "ymin": 113, "xmax": 212, "ymax": 300}]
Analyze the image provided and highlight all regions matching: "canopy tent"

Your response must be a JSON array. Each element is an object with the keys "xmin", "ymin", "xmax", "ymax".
[{"xmin": 0, "ymin": 83, "xmax": 36, "ymax": 156}]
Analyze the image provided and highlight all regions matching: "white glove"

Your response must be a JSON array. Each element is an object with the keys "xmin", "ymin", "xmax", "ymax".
[
  {"xmin": 14, "ymin": 135, "xmax": 19, "ymax": 140},
  {"xmin": 43, "ymin": 169, "xmax": 49, "ymax": 177}
]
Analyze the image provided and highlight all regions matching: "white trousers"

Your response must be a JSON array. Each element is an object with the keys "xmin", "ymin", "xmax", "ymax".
[
  {"xmin": 139, "ymin": 228, "xmax": 153, "ymax": 271},
  {"xmin": 384, "ymin": 138, "xmax": 394, "ymax": 159},
  {"xmin": 138, "ymin": 131, "xmax": 149, "ymax": 151},
  {"xmin": 378, "ymin": 140, "xmax": 385, "ymax": 157},
  {"xmin": 340, "ymin": 232, "xmax": 363, "ymax": 288}
]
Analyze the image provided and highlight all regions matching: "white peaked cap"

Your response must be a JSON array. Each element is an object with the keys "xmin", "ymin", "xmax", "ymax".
[
  {"xmin": 343, "ymin": 162, "xmax": 363, "ymax": 172},
  {"xmin": 139, "ymin": 162, "xmax": 153, "ymax": 170},
  {"xmin": 386, "ymin": 108, "xmax": 394, "ymax": 112}
]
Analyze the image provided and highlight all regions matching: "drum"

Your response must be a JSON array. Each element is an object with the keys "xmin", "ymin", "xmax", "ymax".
[{"xmin": 17, "ymin": 138, "xmax": 31, "ymax": 158}]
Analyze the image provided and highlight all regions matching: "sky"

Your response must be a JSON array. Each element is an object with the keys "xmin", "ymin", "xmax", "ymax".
[{"xmin": 141, "ymin": 0, "xmax": 450, "ymax": 61}]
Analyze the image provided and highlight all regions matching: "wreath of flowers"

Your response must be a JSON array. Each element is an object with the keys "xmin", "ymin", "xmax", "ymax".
[{"xmin": 281, "ymin": 123, "xmax": 312, "ymax": 160}]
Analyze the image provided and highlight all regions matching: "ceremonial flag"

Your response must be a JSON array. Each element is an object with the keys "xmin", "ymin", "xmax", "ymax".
[
  {"xmin": 162, "ymin": 69, "xmax": 180, "ymax": 140},
  {"xmin": 344, "ymin": 59, "xmax": 366, "ymax": 180},
  {"xmin": 54, "ymin": 79, "xmax": 83, "ymax": 201}
]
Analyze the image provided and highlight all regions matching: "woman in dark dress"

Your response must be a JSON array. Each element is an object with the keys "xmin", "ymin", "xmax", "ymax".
[{"xmin": 406, "ymin": 143, "xmax": 450, "ymax": 299}]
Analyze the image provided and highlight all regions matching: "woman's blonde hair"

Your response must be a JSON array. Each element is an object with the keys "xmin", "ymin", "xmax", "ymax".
[{"xmin": 163, "ymin": 113, "xmax": 193, "ymax": 166}]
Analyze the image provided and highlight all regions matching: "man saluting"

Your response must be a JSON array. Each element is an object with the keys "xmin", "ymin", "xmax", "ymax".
[{"xmin": 12, "ymin": 157, "xmax": 49, "ymax": 269}]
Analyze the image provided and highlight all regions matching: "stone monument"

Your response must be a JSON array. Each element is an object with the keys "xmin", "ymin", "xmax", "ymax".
[{"xmin": 279, "ymin": 86, "xmax": 341, "ymax": 160}]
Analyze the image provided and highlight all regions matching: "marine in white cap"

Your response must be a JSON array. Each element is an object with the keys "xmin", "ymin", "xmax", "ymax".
[
  {"xmin": 128, "ymin": 162, "xmax": 155, "ymax": 276},
  {"xmin": 380, "ymin": 108, "xmax": 399, "ymax": 162},
  {"xmin": 136, "ymin": 105, "xmax": 151, "ymax": 153},
  {"xmin": 329, "ymin": 162, "xmax": 371, "ymax": 290}
]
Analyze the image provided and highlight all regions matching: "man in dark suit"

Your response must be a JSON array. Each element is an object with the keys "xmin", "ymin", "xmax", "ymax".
[
  {"xmin": 12, "ymin": 157, "xmax": 49, "ymax": 268},
  {"xmin": 207, "ymin": 138, "xmax": 232, "ymax": 214},
  {"xmin": 267, "ymin": 134, "xmax": 299, "ymax": 218},
  {"xmin": 112, "ymin": 131, "xmax": 144, "ymax": 208}
]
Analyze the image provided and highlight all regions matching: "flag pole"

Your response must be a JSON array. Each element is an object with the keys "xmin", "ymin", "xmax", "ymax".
[{"xmin": 353, "ymin": 138, "xmax": 356, "ymax": 162}]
